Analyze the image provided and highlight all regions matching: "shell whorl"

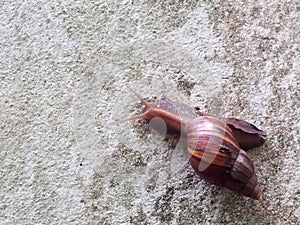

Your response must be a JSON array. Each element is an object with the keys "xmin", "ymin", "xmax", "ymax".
[{"xmin": 186, "ymin": 116, "xmax": 261, "ymax": 200}]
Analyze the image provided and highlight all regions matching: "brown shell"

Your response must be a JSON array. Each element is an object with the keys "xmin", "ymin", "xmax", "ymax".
[{"xmin": 186, "ymin": 116, "xmax": 261, "ymax": 200}]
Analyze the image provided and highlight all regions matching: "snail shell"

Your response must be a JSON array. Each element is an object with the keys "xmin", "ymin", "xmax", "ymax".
[
  {"xmin": 186, "ymin": 116, "xmax": 261, "ymax": 200},
  {"xmin": 118, "ymin": 86, "xmax": 266, "ymax": 200}
]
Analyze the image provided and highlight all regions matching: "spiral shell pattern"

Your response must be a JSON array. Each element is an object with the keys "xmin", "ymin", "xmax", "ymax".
[{"xmin": 186, "ymin": 116, "xmax": 261, "ymax": 200}]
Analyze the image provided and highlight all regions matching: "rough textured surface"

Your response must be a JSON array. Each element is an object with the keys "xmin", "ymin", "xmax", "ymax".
[{"xmin": 0, "ymin": 0, "xmax": 299, "ymax": 224}]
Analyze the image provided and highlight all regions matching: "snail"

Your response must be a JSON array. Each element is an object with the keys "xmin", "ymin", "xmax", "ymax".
[{"xmin": 118, "ymin": 86, "xmax": 267, "ymax": 200}]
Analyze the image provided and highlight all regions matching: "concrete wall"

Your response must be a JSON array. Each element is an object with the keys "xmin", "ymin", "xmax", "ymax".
[{"xmin": 1, "ymin": 0, "xmax": 299, "ymax": 224}]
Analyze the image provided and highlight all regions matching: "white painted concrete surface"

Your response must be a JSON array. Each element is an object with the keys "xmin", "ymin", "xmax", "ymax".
[{"xmin": 0, "ymin": 1, "xmax": 299, "ymax": 224}]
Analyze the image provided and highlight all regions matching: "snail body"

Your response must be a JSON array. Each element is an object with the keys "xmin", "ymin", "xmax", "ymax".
[{"xmin": 120, "ymin": 87, "xmax": 266, "ymax": 200}]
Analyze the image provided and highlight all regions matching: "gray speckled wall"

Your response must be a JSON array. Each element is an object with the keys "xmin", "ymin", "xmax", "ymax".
[{"xmin": 1, "ymin": 1, "xmax": 299, "ymax": 224}]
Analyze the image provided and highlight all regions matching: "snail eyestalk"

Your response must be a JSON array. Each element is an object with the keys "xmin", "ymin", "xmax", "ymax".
[
  {"xmin": 112, "ymin": 85, "xmax": 153, "ymax": 125},
  {"xmin": 126, "ymin": 84, "xmax": 151, "ymax": 108}
]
